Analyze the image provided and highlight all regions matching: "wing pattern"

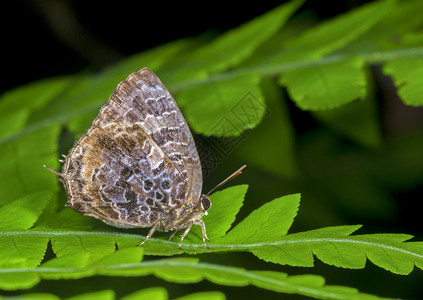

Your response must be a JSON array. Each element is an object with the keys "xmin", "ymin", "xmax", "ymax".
[{"xmin": 61, "ymin": 68, "xmax": 202, "ymax": 229}]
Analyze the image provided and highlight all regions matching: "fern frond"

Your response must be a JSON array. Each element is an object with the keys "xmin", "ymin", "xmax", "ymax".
[
  {"xmin": 2, "ymin": 191, "xmax": 422, "ymax": 278},
  {"xmin": 0, "ymin": 253, "xmax": 390, "ymax": 300}
]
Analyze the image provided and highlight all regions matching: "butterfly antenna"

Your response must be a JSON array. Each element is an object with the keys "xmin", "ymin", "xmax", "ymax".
[
  {"xmin": 206, "ymin": 165, "xmax": 246, "ymax": 196},
  {"xmin": 43, "ymin": 165, "xmax": 63, "ymax": 177}
]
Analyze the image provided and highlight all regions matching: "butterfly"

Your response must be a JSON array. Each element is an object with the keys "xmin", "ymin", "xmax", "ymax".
[{"xmin": 45, "ymin": 67, "xmax": 245, "ymax": 249}]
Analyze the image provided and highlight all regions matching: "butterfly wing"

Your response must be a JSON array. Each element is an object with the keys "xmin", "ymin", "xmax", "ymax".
[{"xmin": 61, "ymin": 68, "xmax": 202, "ymax": 229}]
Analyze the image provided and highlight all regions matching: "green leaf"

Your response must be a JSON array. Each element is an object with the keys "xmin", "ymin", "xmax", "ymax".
[
  {"xmin": 121, "ymin": 287, "xmax": 168, "ymax": 300},
  {"xmin": 0, "ymin": 77, "xmax": 69, "ymax": 141},
  {"xmin": 0, "ymin": 191, "xmax": 53, "ymax": 231},
  {"xmin": 382, "ymin": 56, "xmax": 423, "ymax": 106},
  {"xmin": 333, "ymin": 0, "xmax": 423, "ymax": 55},
  {"xmin": 0, "ymin": 235, "xmax": 49, "ymax": 268},
  {"xmin": 268, "ymin": 225, "xmax": 366, "ymax": 267},
  {"xmin": 352, "ymin": 234, "xmax": 420, "ymax": 274},
  {"xmin": 177, "ymin": 74, "xmax": 265, "ymax": 136},
  {"xmin": 0, "ymin": 110, "xmax": 29, "ymax": 142},
  {"xmin": 0, "ymin": 192, "xmax": 52, "ymax": 269},
  {"xmin": 220, "ymin": 194, "xmax": 300, "ymax": 244},
  {"xmin": 279, "ymin": 57, "xmax": 367, "ymax": 110},
  {"xmin": 174, "ymin": 291, "xmax": 226, "ymax": 300},
  {"xmin": 288, "ymin": 0, "xmax": 394, "ymax": 52},
  {"xmin": 4, "ymin": 288, "xmax": 224, "ymax": 300},
  {"xmin": 163, "ymin": 0, "xmax": 304, "ymax": 83},
  {"xmin": 0, "ymin": 125, "xmax": 61, "ymax": 204},
  {"xmin": 66, "ymin": 290, "xmax": 115, "ymax": 300},
  {"xmin": 0, "ymin": 271, "xmax": 40, "ymax": 291},
  {"xmin": 11, "ymin": 293, "xmax": 61, "ymax": 300},
  {"xmin": 265, "ymin": 0, "xmax": 396, "ymax": 65},
  {"xmin": 51, "ymin": 235, "xmax": 117, "ymax": 262},
  {"xmin": 218, "ymin": 225, "xmax": 423, "ymax": 275},
  {"xmin": 34, "ymin": 208, "xmax": 96, "ymax": 231},
  {"xmin": 92, "ymin": 247, "xmax": 144, "ymax": 269},
  {"xmin": 40, "ymin": 253, "xmax": 92, "ymax": 279}
]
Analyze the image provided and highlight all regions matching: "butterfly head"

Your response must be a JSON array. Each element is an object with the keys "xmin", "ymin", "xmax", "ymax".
[{"xmin": 200, "ymin": 194, "xmax": 212, "ymax": 215}]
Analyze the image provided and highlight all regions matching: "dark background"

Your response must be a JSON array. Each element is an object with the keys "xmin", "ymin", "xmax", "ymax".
[{"xmin": 3, "ymin": 1, "xmax": 423, "ymax": 299}]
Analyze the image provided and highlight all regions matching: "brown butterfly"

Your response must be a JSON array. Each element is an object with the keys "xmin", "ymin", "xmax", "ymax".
[{"xmin": 45, "ymin": 68, "xmax": 245, "ymax": 249}]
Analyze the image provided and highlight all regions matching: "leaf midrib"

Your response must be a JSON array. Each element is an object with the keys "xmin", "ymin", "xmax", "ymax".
[
  {"xmin": 2, "ymin": 230, "xmax": 421, "ymax": 260},
  {"xmin": 1, "ymin": 46, "xmax": 422, "ymax": 147},
  {"xmin": 171, "ymin": 46, "xmax": 423, "ymax": 92}
]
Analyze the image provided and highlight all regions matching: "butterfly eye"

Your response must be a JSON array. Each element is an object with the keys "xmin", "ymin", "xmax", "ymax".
[{"xmin": 201, "ymin": 195, "xmax": 212, "ymax": 211}]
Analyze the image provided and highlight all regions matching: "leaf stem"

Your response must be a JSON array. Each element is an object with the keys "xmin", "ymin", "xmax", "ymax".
[{"xmin": 2, "ymin": 230, "xmax": 422, "ymax": 260}]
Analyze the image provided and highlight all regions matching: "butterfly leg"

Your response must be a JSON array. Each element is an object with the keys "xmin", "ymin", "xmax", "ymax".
[
  {"xmin": 195, "ymin": 219, "xmax": 210, "ymax": 249},
  {"xmin": 178, "ymin": 223, "xmax": 193, "ymax": 250},
  {"xmin": 137, "ymin": 221, "xmax": 160, "ymax": 247},
  {"xmin": 168, "ymin": 230, "xmax": 178, "ymax": 241}
]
